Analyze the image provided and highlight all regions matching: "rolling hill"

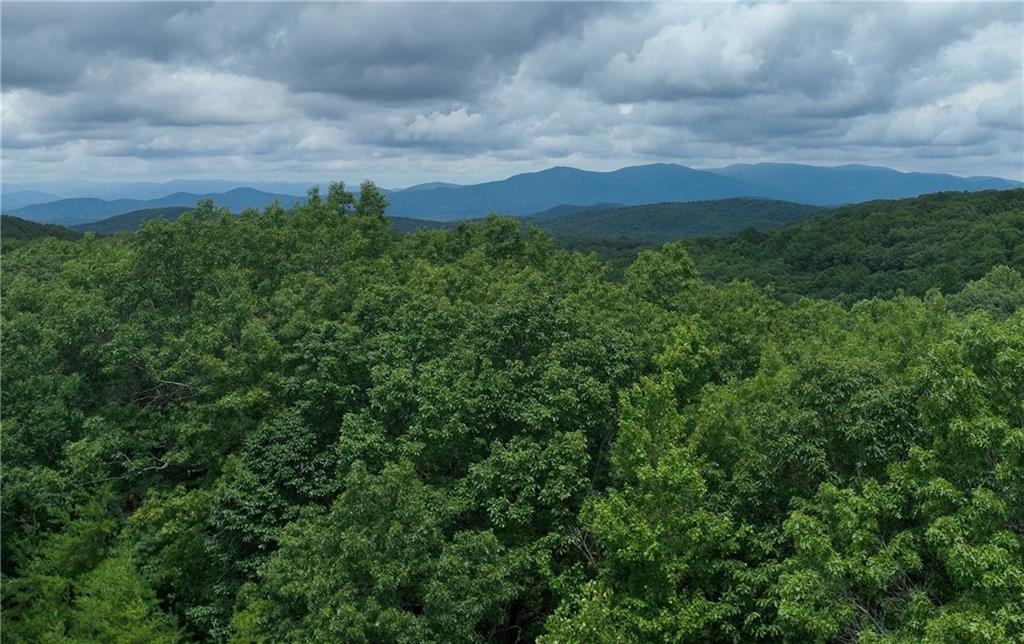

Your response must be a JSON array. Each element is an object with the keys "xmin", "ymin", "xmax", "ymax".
[
  {"xmin": 528, "ymin": 202, "xmax": 625, "ymax": 219},
  {"xmin": 2, "ymin": 190, "xmax": 62, "ymax": 211},
  {"xmin": 397, "ymin": 182, "xmax": 463, "ymax": 192},
  {"xmin": 384, "ymin": 164, "xmax": 768, "ymax": 219},
  {"xmin": 710, "ymin": 163, "xmax": 1022, "ymax": 205},
  {"xmin": 372, "ymin": 163, "xmax": 1023, "ymax": 218},
  {"xmin": 1, "ymin": 215, "xmax": 83, "ymax": 243},
  {"xmin": 70, "ymin": 195, "xmax": 822, "ymax": 240},
  {"xmin": 8, "ymin": 197, "xmax": 148, "ymax": 225},
  {"xmin": 9, "ymin": 188, "xmax": 306, "ymax": 225},
  {"xmin": 1, "ymin": 179, "xmax": 316, "ymax": 201},
  {"xmin": 88, "ymin": 179, "xmax": 315, "ymax": 200},
  {"xmin": 74, "ymin": 207, "xmax": 460, "ymax": 236},
  {"xmin": 10, "ymin": 163, "xmax": 1019, "ymax": 225},
  {"xmin": 532, "ymin": 198, "xmax": 822, "ymax": 242},
  {"xmin": 73, "ymin": 207, "xmax": 194, "ymax": 234},
  {"xmin": 380, "ymin": 162, "xmax": 1021, "ymax": 218},
  {"xmin": 685, "ymin": 189, "xmax": 1024, "ymax": 302},
  {"xmin": 387, "ymin": 216, "xmax": 454, "ymax": 234}
]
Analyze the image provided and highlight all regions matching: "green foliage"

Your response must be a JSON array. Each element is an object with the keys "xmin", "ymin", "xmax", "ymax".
[
  {"xmin": 947, "ymin": 265, "xmax": 1024, "ymax": 319},
  {"xmin": 72, "ymin": 206, "xmax": 194, "ymax": 234},
  {"xmin": 356, "ymin": 180, "xmax": 389, "ymax": 218},
  {"xmin": 233, "ymin": 461, "xmax": 522, "ymax": 642},
  {"xmin": 2, "ymin": 496, "xmax": 181, "ymax": 643},
  {"xmin": 687, "ymin": 189, "xmax": 1024, "ymax": 303},
  {"xmin": 3, "ymin": 184, "xmax": 1021, "ymax": 642},
  {"xmin": 534, "ymin": 198, "xmax": 822, "ymax": 242},
  {"xmin": 1, "ymin": 214, "xmax": 83, "ymax": 250},
  {"xmin": 624, "ymin": 241, "xmax": 698, "ymax": 308}
]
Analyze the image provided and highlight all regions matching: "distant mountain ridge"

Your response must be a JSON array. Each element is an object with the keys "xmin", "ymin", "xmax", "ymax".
[
  {"xmin": 73, "ymin": 207, "xmax": 194, "ymax": 234},
  {"xmin": 64, "ymin": 196, "xmax": 822, "ymax": 242},
  {"xmin": 384, "ymin": 164, "xmax": 767, "ymax": 219},
  {"xmin": 2, "ymin": 179, "xmax": 315, "ymax": 201},
  {"xmin": 398, "ymin": 182, "xmax": 463, "ymax": 192},
  {"xmin": 8, "ymin": 188, "xmax": 306, "ymax": 225},
  {"xmin": 2, "ymin": 190, "xmax": 62, "ymax": 210},
  {"xmin": 371, "ymin": 163, "xmax": 1022, "ymax": 219},
  {"xmin": 707, "ymin": 163, "xmax": 1021, "ymax": 205},
  {"xmin": 6, "ymin": 163, "xmax": 1020, "ymax": 226}
]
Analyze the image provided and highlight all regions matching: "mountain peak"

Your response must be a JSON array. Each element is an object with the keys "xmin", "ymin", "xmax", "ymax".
[{"xmin": 9, "ymin": 162, "xmax": 1021, "ymax": 226}]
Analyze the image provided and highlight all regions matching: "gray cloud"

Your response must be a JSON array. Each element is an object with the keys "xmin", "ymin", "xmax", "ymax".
[
  {"xmin": 1, "ymin": 3, "xmax": 208, "ymax": 91},
  {"xmin": 1, "ymin": 1, "xmax": 1021, "ymax": 186},
  {"xmin": 257, "ymin": 3, "xmax": 605, "ymax": 101}
]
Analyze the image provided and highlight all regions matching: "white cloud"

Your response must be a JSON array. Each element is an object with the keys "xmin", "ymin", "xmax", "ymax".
[{"xmin": 1, "ymin": 2, "xmax": 1021, "ymax": 184}]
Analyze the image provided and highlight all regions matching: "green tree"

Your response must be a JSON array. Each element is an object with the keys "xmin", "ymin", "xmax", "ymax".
[{"xmin": 356, "ymin": 180, "xmax": 389, "ymax": 218}]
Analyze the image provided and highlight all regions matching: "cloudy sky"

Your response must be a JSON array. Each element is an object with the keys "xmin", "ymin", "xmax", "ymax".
[{"xmin": 2, "ymin": 1, "xmax": 1022, "ymax": 187}]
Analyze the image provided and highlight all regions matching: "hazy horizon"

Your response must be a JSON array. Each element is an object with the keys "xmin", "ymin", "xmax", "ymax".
[{"xmin": 4, "ymin": 160, "xmax": 1023, "ymax": 200}]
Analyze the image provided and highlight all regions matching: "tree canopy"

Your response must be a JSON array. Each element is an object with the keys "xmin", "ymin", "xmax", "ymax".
[
  {"xmin": 686, "ymin": 189, "xmax": 1024, "ymax": 303},
  {"xmin": 2, "ymin": 184, "xmax": 1022, "ymax": 642}
]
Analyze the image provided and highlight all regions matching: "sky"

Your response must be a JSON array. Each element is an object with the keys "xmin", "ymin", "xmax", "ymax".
[{"xmin": 2, "ymin": 1, "xmax": 1023, "ymax": 188}]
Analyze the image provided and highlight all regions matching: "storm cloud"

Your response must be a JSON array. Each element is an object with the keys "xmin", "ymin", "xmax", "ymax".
[{"xmin": 2, "ymin": 1, "xmax": 1021, "ymax": 186}]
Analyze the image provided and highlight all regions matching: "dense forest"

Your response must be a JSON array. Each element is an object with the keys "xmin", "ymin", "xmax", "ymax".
[
  {"xmin": 45, "ymin": 195, "xmax": 819, "ymax": 241},
  {"xmin": 1, "ymin": 214, "xmax": 83, "ymax": 244},
  {"xmin": 687, "ymin": 190, "xmax": 1024, "ymax": 303},
  {"xmin": 73, "ymin": 207, "xmax": 194, "ymax": 235},
  {"xmin": 2, "ymin": 183, "xmax": 1022, "ymax": 642},
  {"xmin": 532, "ymin": 198, "xmax": 822, "ymax": 242}
]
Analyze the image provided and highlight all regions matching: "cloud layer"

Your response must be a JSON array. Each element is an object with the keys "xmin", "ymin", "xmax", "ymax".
[{"xmin": 3, "ymin": 2, "xmax": 1022, "ymax": 186}]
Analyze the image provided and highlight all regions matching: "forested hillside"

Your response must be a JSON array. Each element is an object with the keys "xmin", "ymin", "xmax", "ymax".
[
  {"xmin": 527, "ymin": 203, "xmax": 625, "ymax": 220},
  {"xmin": 1, "ymin": 215, "xmax": 82, "ymax": 246},
  {"xmin": 2, "ymin": 183, "xmax": 1022, "ymax": 642},
  {"xmin": 73, "ymin": 207, "xmax": 193, "ymax": 234},
  {"xmin": 687, "ymin": 189, "xmax": 1024, "ymax": 302},
  {"xmin": 72, "ymin": 196, "xmax": 820, "ymax": 242},
  {"xmin": 533, "ymin": 198, "xmax": 821, "ymax": 242}
]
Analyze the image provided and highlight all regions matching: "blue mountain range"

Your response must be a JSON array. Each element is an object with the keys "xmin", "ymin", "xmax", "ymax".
[{"xmin": 5, "ymin": 163, "xmax": 1019, "ymax": 225}]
